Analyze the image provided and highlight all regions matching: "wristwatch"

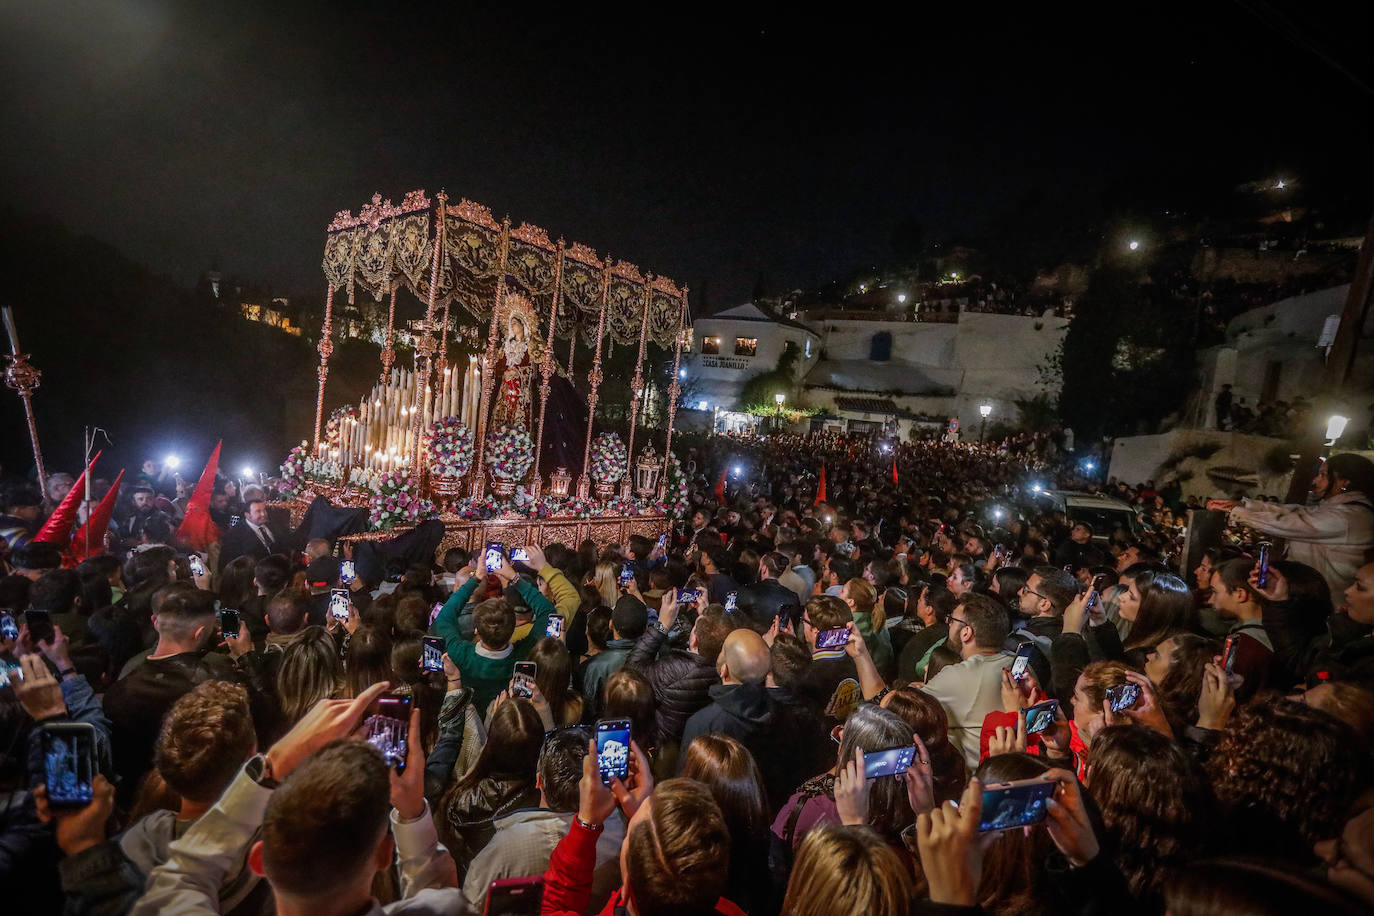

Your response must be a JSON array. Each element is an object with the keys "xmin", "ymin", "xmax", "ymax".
[{"xmin": 246, "ymin": 754, "xmax": 281, "ymax": 790}]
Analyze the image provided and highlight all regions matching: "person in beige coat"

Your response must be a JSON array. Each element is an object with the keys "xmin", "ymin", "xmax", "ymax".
[{"xmin": 1209, "ymin": 453, "xmax": 1374, "ymax": 602}]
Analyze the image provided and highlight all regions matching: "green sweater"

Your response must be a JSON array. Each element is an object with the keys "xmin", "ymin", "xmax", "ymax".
[
  {"xmin": 433, "ymin": 575, "xmax": 555, "ymax": 714},
  {"xmin": 851, "ymin": 610, "xmax": 894, "ymax": 679}
]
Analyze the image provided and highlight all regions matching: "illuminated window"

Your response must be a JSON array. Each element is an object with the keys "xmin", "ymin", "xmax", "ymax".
[
  {"xmin": 701, "ymin": 336, "xmax": 721, "ymax": 355},
  {"xmin": 734, "ymin": 337, "xmax": 758, "ymax": 356}
]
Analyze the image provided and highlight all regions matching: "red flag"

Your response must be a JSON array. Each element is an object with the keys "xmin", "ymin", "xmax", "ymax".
[
  {"xmin": 34, "ymin": 451, "xmax": 101, "ymax": 545},
  {"xmin": 176, "ymin": 441, "xmax": 222, "ymax": 552},
  {"xmin": 892, "ymin": 456, "xmax": 899, "ymax": 485},
  {"xmin": 814, "ymin": 462, "xmax": 827, "ymax": 505},
  {"xmin": 68, "ymin": 469, "xmax": 124, "ymax": 564},
  {"xmin": 713, "ymin": 466, "xmax": 727, "ymax": 503}
]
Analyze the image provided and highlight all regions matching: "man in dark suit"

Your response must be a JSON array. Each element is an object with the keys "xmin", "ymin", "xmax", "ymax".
[
  {"xmin": 218, "ymin": 499, "xmax": 291, "ymax": 570},
  {"xmin": 736, "ymin": 551, "xmax": 801, "ymax": 633}
]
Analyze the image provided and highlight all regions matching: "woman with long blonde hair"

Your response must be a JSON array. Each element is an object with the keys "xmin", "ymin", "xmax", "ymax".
[
  {"xmin": 274, "ymin": 626, "xmax": 341, "ymax": 734},
  {"xmin": 592, "ymin": 560, "xmax": 619, "ymax": 609}
]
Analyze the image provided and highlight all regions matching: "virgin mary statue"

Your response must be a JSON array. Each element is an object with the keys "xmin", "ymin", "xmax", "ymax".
[{"xmin": 485, "ymin": 293, "xmax": 587, "ymax": 476}]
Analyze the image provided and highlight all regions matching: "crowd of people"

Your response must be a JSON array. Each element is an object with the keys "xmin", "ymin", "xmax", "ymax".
[{"xmin": 2, "ymin": 435, "xmax": 1374, "ymax": 914}]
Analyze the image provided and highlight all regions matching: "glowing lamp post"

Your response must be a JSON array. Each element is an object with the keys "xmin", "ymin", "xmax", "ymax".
[
  {"xmin": 774, "ymin": 392, "xmax": 786, "ymax": 433},
  {"xmin": 978, "ymin": 403, "xmax": 992, "ymax": 444},
  {"xmin": 1326, "ymin": 415, "xmax": 1349, "ymax": 447}
]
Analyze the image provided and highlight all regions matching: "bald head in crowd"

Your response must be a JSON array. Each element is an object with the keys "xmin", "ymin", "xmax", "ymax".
[{"xmin": 718, "ymin": 629, "xmax": 770, "ymax": 685}]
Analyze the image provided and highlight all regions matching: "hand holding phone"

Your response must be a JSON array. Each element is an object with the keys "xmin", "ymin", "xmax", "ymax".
[
  {"xmin": 188, "ymin": 555, "xmax": 206, "ymax": 578},
  {"xmin": 618, "ymin": 563, "xmax": 635, "ymax": 588},
  {"xmin": 340, "ymin": 560, "xmax": 357, "ymax": 584},
  {"xmin": 545, "ymin": 616, "xmax": 565, "ymax": 639},
  {"xmin": 978, "ymin": 778, "xmax": 1058, "ymax": 832},
  {"xmin": 816, "ymin": 626, "xmax": 850, "ymax": 650},
  {"xmin": 512, "ymin": 661, "xmax": 536, "ymax": 699},
  {"xmin": 595, "ymin": 719, "xmax": 632, "ymax": 785},
  {"xmin": 362, "ymin": 692, "xmax": 412, "ymax": 773},
  {"xmin": 1256, "ymin": 542, "xmax": 1271, "ymax": 588},
  {"xmin": 863, "ymin": 745, "xmax": 916, "ymax": 778},
  {"xmin": 40, "ymin": 722, "xmax": 97, "ymax": 808},
  {"xmin": 484, "ymin": 543, "xmax": 504, "ymax": 573},
  {"xmin": 24, "ymin": 609, "xmax": 54, "ymax": 645},
  {"xmin": 421, "ymin": 636, "xmax": 445, "ymax": 673},
  {"xmin": 1105, "ymin": 682, "xmax": 1140, "ymax": 713},
  {"xmin": 1023, "ymin": 699, "xmax": 1058, "ymax": 735},
  {"xmin": 218, "ymin": 608, "xmax": 241, "ymax": 641},
  {"xmin": 1010, "ymin": 643, "xmax": 1033, "ymax": 682},
  {"xmin": 329, "ymin": 589, "xmax": 351, "ymax": 623}
]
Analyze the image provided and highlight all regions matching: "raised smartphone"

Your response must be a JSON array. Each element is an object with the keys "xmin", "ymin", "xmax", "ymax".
[
  {"xmin": 595, "ymin": 718, "xmax": 632, "ymax": 785},
  {"xmin": 979, "ymin": 778, "xmax": 1058, "ymax": 832}
]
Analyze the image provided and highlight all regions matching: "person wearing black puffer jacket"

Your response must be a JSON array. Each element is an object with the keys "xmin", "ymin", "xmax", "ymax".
[{"xmin": 625, "ymin": 588, "xmax": 733, "ymax": 771}]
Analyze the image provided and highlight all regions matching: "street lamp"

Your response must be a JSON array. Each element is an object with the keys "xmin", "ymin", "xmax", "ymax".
[
  {"xmin": 978, "ymin": 403, "xmax": 992, "ymax": 444},
  {"xmin": 774, "ymin": 392, "xmax": 786, "ymax": 433},
  {"xmin": 1128, "ymin": 240, "xmax": 1140, "ymax": 251}
]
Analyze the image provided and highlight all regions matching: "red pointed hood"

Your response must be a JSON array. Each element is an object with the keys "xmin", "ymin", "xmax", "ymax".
[
  {"xmin": 34, "ymin": 451, "xmax": 101, "ymax": 545},
  {"xmin": 69, "ymin": 469, "xmax": 124, "ymax": 564},
  {"xmin": 175, "ymin": 441, "xmax": 222, "ymax": 552}
]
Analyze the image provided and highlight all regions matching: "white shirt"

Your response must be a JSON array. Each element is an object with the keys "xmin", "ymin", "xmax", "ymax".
[{"xmin": 921, "ymin": 652, "xmax": 1014, "ymax": 770}]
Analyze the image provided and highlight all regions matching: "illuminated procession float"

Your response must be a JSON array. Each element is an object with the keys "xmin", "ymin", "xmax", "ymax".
[{"xmin": 280, "ymin": 189, "xmax": 692, "ymax": 551}]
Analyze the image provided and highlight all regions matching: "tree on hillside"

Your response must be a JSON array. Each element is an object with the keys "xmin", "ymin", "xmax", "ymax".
[
  {"xmin": 737, "ymin": 342, "xmax": 801, "ymax": 412},
  {"xmin": 1059, "ymin": 259, "xmax": 1196, "ymax": 439}
]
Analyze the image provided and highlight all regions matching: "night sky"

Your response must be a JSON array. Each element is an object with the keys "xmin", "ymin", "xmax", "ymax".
[{"xmin": 2, "ymin": 1, "xmax": 1370, "ymax": 308}]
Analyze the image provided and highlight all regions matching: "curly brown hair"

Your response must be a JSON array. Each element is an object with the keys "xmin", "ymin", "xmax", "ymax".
[
  {"xmin": 1155, "ymin": 634, "xmax": 1221, "ymax": 733},
  {"xmin": 155, "ymin": 680, "xmax": 256, "ymax": 804},
  {"xmin": 1088, "ymin": 725, "xmax": 1218, "ymax": 908},
  {"xmin": 1207, "ymin": 694, "xmax": 1371, "ymax": 863}
]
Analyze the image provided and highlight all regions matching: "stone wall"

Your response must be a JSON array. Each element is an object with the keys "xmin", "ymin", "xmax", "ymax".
[{"xmin": 1108, "ymin": 429, "xmax": 1297, "ymax": 500}]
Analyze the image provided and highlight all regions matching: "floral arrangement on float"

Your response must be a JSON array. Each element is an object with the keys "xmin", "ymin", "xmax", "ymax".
[
  {"xmin": 424, "ymin": 417, "xmax": 475, "ymax": 495},
  {"xmin": 661, "ymin": 453, "xmax": 690, "ymax": 517},
  {"xmin": 279, "ymin": 442, "xmax": 310, "ymax": 497},
  {"xmin": 484, "ymin": 425, "xmax": 535, "ymax": 496},
  {"xmin": 324, "ymin": 406, "xmax": 358, "ymax": 448},
  {"xmin": 589, "ymin": 432, "xmax": 628, "ymax": 497},
  {"xmin": 367, "ymin": 469, "xmax": 436, "ymax": 530},
  {"xmin": 349, "ymin": 466, "xmax": 382, "ymax": 490},
  {"xmin": 302, "ymin": 456, "xmax": 344, "ymax": 484}
]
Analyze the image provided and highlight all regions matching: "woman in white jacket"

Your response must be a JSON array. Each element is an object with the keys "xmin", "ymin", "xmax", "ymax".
[{"xmin": 1208, "ymin": 453, "xmax": 1374, "ymax": 601}]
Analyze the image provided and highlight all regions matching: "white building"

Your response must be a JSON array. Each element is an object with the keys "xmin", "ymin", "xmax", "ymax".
[
  {"xmin": 681, "ymin": 301, "xmax": 1068, "ymax": 437},
  {"xmin": 1189, "ymin": 283, "xmax": 1374, "ymax": 439}
]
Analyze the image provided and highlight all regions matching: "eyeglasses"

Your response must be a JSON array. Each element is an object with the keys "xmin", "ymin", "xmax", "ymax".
[
  {"xmin": 949, "ymin": 615, "xmax": 969, "ymax": 629},
  {"xmin": 1019, "ymin": 585, "xmax": 1049, "ymax": 600}
]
